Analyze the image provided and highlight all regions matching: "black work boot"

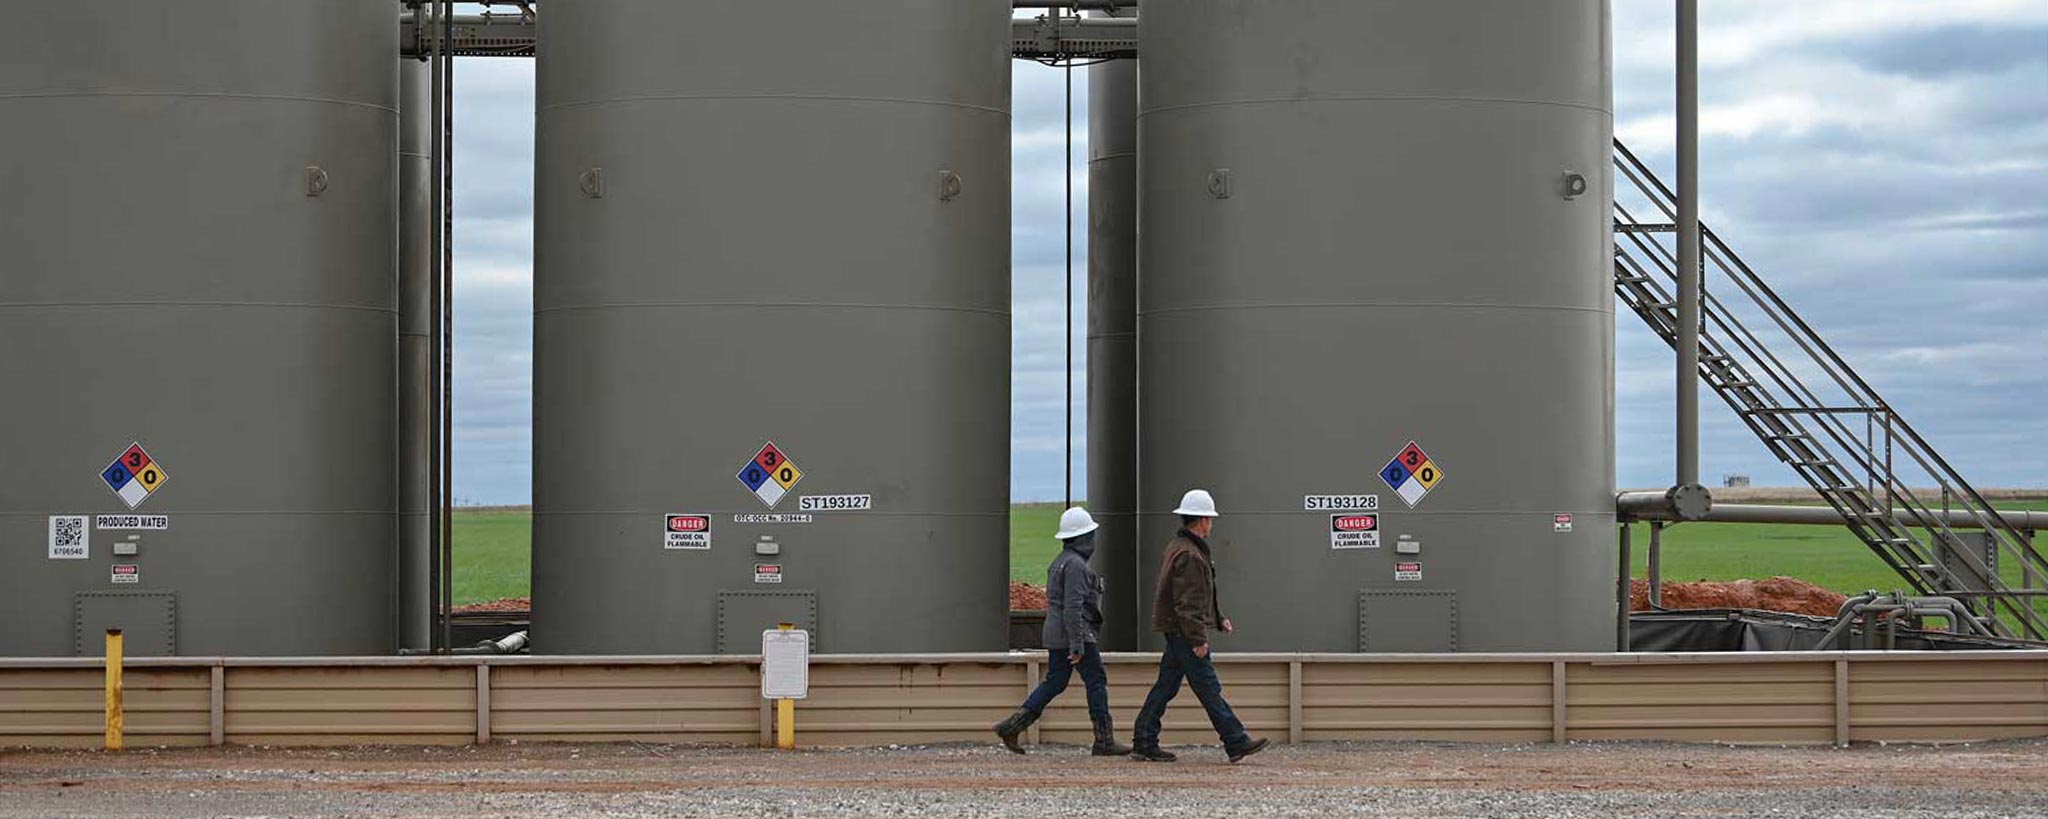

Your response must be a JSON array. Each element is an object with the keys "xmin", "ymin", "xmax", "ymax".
[
  {"xmin": 1129, "ymin": 744, "xmax": 1177, "ymax": 763},
  {"xmin": 1090, "ymin": 715, "xmax": 1133, "ymax": 757},
  {"xmin": 1226, "ymin": 737, "xmax": 1271, "ymax": 763},
  {"xmin": 992, "ymin": 708, "xmax": 1039, "ymax": 754}
]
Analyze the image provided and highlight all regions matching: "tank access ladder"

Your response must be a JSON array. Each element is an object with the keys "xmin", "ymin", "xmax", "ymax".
[{"xmin": 1610, "ymin": 139, "xmax": 2048, "ymax": 641}]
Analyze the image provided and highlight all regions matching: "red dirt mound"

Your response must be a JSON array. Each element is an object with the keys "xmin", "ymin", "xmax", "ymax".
[
  {"xmin": 453, "ymin": 597, "xmax": 531, "ymax": 614},
  {"xmin": 1631, "ymin": 576, "xmax": 1846, "ymax": 617},
  {"xmin": 1010, "ymin": 581, "xmax": 1047, "ymax": 611}
]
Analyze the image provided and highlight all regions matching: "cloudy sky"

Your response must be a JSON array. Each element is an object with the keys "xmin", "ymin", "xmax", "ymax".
[{"xmin": 446, "ymin": 1, "xmax": 2046, "ymax": 506}]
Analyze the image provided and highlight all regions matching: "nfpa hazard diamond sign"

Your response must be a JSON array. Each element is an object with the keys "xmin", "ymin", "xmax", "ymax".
[
  {"xmin": 1378, "ymin": 441, "xmax": 1442, "ymax": 508},
  {"xmin": 736, "ymin": 442, "xmax": 803, "ymax": 508},
  {"xmin": 100, "ymin": 442, "xmax": 168, "ymax": 510}
]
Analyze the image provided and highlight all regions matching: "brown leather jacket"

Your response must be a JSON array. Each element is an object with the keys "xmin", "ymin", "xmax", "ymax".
[{"xmin": 1151, "ymin": 530, "xmax": 1224, "ymax": 645}]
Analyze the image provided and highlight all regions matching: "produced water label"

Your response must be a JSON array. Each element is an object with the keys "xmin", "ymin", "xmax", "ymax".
[
  {"xmin": 96, "ymin": 514, "xmax": 169, "ymax": 531},
  {"xmin": 798, "ymin": 494, "xmax": 872, "ymax": 512},
  {"xmin": 734, "ymin": 514, "xmax": 813, "ymax": 524},
  {"xmin": 1329, "ymin": 513, "xmax": 1380, "ymax": 549},
  {"xmin": 664, "ymin": 514, "xmax": 711, "ymax": 549},
  {"xmin": 1304, "ymin": 494, "xmax": 1379, "ymax": 511}
]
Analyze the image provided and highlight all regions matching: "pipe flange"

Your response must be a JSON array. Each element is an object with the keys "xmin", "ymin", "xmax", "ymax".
[{"xmin": 1667, "ymin": 483, "xmax": 1713, "ymax": 522}]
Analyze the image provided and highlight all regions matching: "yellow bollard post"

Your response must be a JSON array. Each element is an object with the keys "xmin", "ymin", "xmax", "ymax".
[
  {"xmin": 104, "ymin": 629, "xmax": 124, "ymax": 751},
  {"xmin": 775, "ymin": 623, "xmax": 796, "ymax": 750}
]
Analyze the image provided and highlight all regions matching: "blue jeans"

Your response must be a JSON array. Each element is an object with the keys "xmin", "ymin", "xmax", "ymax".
[
  {"xmin": 1132, "ymin": 634, "xmax": 1250, "ymax": 750},
  {"xmin": 1021, "ymin": 644, "xmax": 1112, "ymax": 722}
]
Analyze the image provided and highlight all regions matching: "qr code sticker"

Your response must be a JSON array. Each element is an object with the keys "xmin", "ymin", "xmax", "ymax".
[{"xmin": 48, "ymin": 515, "xmax": 88, "ymax": 559}]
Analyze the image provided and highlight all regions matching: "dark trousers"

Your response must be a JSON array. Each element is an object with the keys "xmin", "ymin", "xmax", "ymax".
[
  {"xmin": 1132, "ymin": 634, "xmax": 1249, "ymax": 750},
  {"xmin": 1021, "ymin": 643, "xmax": 1112, "ymax": 722}
]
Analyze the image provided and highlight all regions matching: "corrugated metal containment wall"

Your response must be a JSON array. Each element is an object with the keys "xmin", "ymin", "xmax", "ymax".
[
  {"xmin": 7, "ymin": 653, "xmax": 2045, "ymax": 749},
  {"xmin": 1135, "ymin": 0, "xmax": 1618, "ymax": 652},
  {"xmin": 532, "ymin": 1, "xmax": 1014, "ymax": 653},
  {"xmin": 0, "ymin": 2, "xmax": 399, "ymax": 656}
]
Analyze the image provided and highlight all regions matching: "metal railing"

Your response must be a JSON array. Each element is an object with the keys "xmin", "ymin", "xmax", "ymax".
[{"xmin": 1612, "ymin": 139, "xmax": 2048, "ymax": 641}]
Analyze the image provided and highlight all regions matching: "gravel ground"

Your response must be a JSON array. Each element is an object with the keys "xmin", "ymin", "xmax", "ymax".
[{"xmin": 4, "ymin": 740, "xmax": 2048, "ymax": 818}]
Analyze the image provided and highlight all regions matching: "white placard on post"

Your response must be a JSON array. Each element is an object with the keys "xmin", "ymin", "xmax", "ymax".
[{"xmin": 761, "ymin": 629, "xmax": 810, "ymax": 700}]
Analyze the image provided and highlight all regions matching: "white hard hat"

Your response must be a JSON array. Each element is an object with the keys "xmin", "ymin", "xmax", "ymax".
[
  {"xmin": 1055, "ymin": 507, "xmax": 1100, "ymax": 540},
  {"xmin": 1172, "ymin": 489, "xmax": 1219, "ymax": 517}
]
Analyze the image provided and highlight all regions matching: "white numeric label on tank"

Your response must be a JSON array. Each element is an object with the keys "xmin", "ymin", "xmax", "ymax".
[
  {"xmin": 799, "ymin": 494, "xmax": 873, "ymax": 512},
  {"xmin": 1304, "ymin": 495, "xmax": 1378, "ymax": 511}
]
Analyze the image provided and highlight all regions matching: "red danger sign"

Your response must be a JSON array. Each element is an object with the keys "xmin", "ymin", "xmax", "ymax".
[
  {"xmin": 1330, "ymin": 514, "xmax": 1380, "ymax": 550},
  {"xmin": 664, "ymin": 514, "xmax": 712, "ymax": 550}
]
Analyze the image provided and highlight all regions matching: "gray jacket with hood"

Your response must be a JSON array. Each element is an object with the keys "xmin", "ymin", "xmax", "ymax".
[{"xmin": 1041, "ymin": 534, "xmax": 1105, "ymax": 654}]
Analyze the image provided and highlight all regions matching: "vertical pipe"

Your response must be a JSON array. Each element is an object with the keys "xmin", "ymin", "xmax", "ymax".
[
  {"xmin": 1648, "ymin": 521, "xmax": 1665, "ymax": 609},
  {"xmin": 398, "ymin": 57, "xmax": 434, "ymax": 652},
  {"xmin": 1085, "ymin": 17, "xmax": 1139, "ymax": 650},
  {"xmin": 103, "ymin": 629, "xmax": 123, "ymax": 751},
  {"xmin": 1674, "ymin": 0, "xmax": 1701, "ymax": 490},
  {"xmin": 439, "ymin": 0, "xmax": 456, "ymax": 656},
  {"xmin": 1616, "ymin": 525, "xmax": 1631, "ymax": 651},
  {"xmin": 1063, "ymin": 9, "xmax": 1074, "ymax": 510},
  {"xmin": 425, "ymin": 0, "xmax": 445, "ymax": 654}
]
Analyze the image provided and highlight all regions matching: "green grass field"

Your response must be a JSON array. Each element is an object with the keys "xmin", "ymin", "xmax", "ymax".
[{"xmin": 454, "ymin": 501, "xmax": 2048, "ymax": 605}]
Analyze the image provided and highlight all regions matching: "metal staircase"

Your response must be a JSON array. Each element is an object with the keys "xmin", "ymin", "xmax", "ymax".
[{"xmin": 1610, "ymin": 139, "xmax": 2048, "ymax": 641}]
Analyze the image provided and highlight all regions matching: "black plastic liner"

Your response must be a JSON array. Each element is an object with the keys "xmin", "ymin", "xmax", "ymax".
[{"xmin": 1630, "ymin": 608, "xmax": 2030, "ymax": 652}]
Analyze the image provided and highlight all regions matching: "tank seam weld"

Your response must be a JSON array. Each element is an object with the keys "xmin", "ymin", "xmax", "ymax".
[
  {"xmin": 1139, "ymin": 94, "xmax": 1612, "ymax": 118},
  {"xmin": 1087, "ymin": 331, "xmax": 1136, "ymax": 339},
  {"xmin": 1139, "ymin": 301, "xmax": 1613, "ymax": 316},
  {"xmin": 1090, "ymin": 151, "xmax": 1137, "ymax": 162},
  {"xmin": 536, "ymin": 302, "xmax": 1008, "ymax": 317},
  {"xmin": 0, "ymin": 90, "xmax": 396, "ymax": 114},
  {"xmin": 0, "ymin": 301, "xmax": 394, "ymax": 313},
  {"xmin": 532, "ymin": 510, "xmax": 1009, "ymax": 517},
  {"xmin": 0, "ymin": 510, "xmax": 394, "ymax": 516},
  {"xmin": 542, "ymin": 94, "xmax": 1008, "ymax": 117},
  {"xmin": 1122, "ymin": 510, "xmax": 1619, "ymax": 517}
]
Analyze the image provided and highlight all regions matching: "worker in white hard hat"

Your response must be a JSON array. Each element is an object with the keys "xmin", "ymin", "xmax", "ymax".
[
  {"xmin": 993, "ymin": 506, "xmax": 1132, "ymax": 757},
  {"xmin": 1128, "ymin": 489, "xmax": 1270, "ymax": 763}
]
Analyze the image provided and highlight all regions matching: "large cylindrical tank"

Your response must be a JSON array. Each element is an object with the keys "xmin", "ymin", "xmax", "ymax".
[
  {"xmin": 397, "ymin": 58, "xmax": 434, "ymax": 652},
  {"xmin": 0, "ymin": 2, "xmax": 398, "ymax": 656},
  {"xmin": 1087, "ymin": 48, "xmax": 1141, "ymax": 651},
  {"xmin": 532, "ymin": 1, "xmax": 1012, "ymax": 653},
  {"xmin": 1137, "ymin": 0, "xmax": 1616, "ymax": 652}
]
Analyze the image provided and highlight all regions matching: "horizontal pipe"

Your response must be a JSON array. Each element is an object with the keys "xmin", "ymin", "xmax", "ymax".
[
  {"xmin": 400, "ymin": 12, "xmax": 526, "ymax": 26},
  {"xmin": 1014, "ymin": 0, "xmax": 1137, "ymax": 8},
  {"xmin": 1619, "ymin": 494, "xmax": 2048, "ymax": 530}
]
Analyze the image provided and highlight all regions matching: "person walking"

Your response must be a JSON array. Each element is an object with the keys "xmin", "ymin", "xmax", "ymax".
[
  {"xmin": 1128, "ymin": 489, "xmax": 1269, "ymax": 763},
  {"xmin": 992, "ymin": 507, "xmax": 1133, "ymax": 756}
]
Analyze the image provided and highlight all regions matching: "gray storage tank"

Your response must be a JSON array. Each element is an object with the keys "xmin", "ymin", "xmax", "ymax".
[
  {"xmin": 1136, "ymin": 0, "xmax": 1617, "ymax": 652},
  {"xmin": 0, "ymin": 1, "xmax": 398, "ymax": 656},
  {"xmin": 532, "ymin": 0, "xmax": 1012, "ymax": 653}
]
